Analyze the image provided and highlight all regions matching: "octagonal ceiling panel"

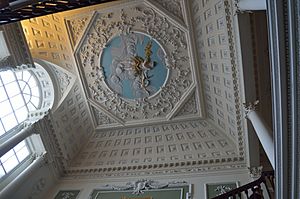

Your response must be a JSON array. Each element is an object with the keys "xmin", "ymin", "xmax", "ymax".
[{"xmin": 75, "ymin": 1, "xmax": 203, "ymax": 127}]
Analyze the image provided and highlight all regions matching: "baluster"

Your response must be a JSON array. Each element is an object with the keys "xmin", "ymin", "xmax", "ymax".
[
  {"xmin": 269, "ymin": 175, "xmax": 275, "ymax": 189},
  {"xmin": 263, "ymin": 180, "xmax": 272, "ymax": 199},
  {"xmin": 251, "ymin": 187, "xmax": 257, "ymax": 199},
  {"xmin": 244, "ymin": 190, "xmax": 250, "ymax": 199},
  {"xmin": 238, "ymin": 192, "xmax": 242, "ymax": 199}
]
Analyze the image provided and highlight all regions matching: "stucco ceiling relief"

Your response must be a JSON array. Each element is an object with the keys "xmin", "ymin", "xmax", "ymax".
[
  {"xmin": 173, "ymin": 89, "xmax": 200, "ymax": 119},
  {"xmin": 151, "ymin": 0, "xmax": 185, "ymax": 25},
  {"xmin": 91, "ymin": 105, "xmax": 119, "ymax": 128},
  {"xmin": 75, "ymin": 2, "xmax": 202, "ymax": 127},
  {"xmin": 65, "ymin": 14, "xmax": 93, "ymax": 49}
]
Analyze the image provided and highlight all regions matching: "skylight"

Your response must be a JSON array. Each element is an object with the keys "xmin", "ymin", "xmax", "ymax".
[{"xmin": 0, "ymin": 70, "xmax": 40, "ymax": 137}]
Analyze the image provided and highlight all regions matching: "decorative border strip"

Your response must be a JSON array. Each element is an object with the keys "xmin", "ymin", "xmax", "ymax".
[{"xmin": 224, "ymin": 0, "xmax": 245, "ymax": 159}]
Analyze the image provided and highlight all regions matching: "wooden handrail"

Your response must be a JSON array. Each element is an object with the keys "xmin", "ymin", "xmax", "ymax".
[{"xmin": 212, "ymin": 171, "xmax": 274, "ymax": 199}]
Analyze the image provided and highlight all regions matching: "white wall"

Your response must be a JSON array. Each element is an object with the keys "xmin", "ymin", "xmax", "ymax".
[
  {"xmin": 46, "ymin": 168, "xmax": 251, "ymax": 199},
  {"xmin": 9, "ymin": 164, "xmax": 58, "ymax": 199}
]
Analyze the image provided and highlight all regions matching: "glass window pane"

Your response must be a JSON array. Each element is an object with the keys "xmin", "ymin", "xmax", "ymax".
[
  {"xmin": 15, "ymin": 71, "xmax": 22, "ymax": 80},
  {"xmin": 14, "ymin": 140, "xmax": 26, "ymax": 151},
  {"xmin": 2, "ymin": 155, "xmax": 18, "ymax": 173},
  {"xmin": 15, "ymin": 106, "xmax": 28, "ymax": 123},
  {"xmin": 23, "ymin": 85, "xmax": 31, "ymax": 95},
  {"xmin": 23, "ymin": 93, "xmax": 31, "ymax": 104},
  {"xmin": 0, "ymin": 69, "xmax": 42, "ymax": 138},
  {"xmin": 0, "ymin": 122, "xmax": 5, "ymax": 136},
  {"xmin": 5, "ymin": 82, "xmax": 20, "ymax": 97},
  {"xmin": 0, "ymin": 166, "xmax": 5, "ymax": 177},
  {"xmin": 27, "ymin": 102, "xmax": 36, "ymax": 112},
  {"xmin": 0, "ymin": 86, "xmax": 7, "ymax": 102},
  {"xmin": 0, "ymin": 71, "xmax": 15, "ymax": 84},
  {"xmin": 0, "ymin": 100, "xmax": 12, "ymax": 117},
  {"xmin": 0, "ymin": 150, "xmax": 14, "ymax": 162},
  {"xmin": 31, "ymin": 87, "xmax": 40, "ymax": 98},
  {"xmin": 2, "ymin": 114, "xmax": 18, "ymax": 132},
  {"xmin": 10, "ymin": 94, "xmax": 25, "ymax": 110},
  {"xmin": 18, "ymin": 81, "xmax": 26, "ymax": 91},
  {"xmin": 22, "ymin": 71, "xmax": 31, "ymax": 82},
  {"xmin": 31, "ymin": 96, "xmax": 40, "ymax": 108},
  {"xmin": 16, "ymin": 147, "xmax": 29, "ymax": 162},
  {"xmin": 28, "ymin": 77, "xmax": 37, "ymax": 88}
]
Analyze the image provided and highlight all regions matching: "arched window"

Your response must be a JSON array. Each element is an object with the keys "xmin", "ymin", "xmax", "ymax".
[
  {"xmin": 0, "ymin": 63, "xmax": 54, "ymax": 180},
  {"xmin": 0, "ymin": 70, "xmax": 40, "ymax": 135}
]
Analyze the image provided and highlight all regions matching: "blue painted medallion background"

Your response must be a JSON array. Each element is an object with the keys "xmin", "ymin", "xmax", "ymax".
[{"xmin": 101, "ymin": 33, "xmax": 168, "ymax": 99}]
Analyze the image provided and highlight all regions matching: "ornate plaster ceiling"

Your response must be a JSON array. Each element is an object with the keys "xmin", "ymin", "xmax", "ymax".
[
  {"xmin": 21, "ymin": 0, "xmax": 247, "ymax": 177},
  {"xmin": 71, "ymin": 0, "xmax": 204, "ymax": 127},
  {"xmin": 59, "ymin": 0, "xmax": 247, "ymax": 177}
]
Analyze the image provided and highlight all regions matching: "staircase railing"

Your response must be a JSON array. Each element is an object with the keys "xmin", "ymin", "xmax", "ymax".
[
  {"xmin": 212, "ymin": 171, "xmax": 275, "ymax": 199},
  {"xmin": 0, "ymin": 0, "xmax": 116, "ymax": 25}
]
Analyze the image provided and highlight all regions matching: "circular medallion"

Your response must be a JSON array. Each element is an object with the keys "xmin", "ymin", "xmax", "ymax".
[{"xmin": 101, "ymin": 32, "xmax": 168, "ymax": 99}]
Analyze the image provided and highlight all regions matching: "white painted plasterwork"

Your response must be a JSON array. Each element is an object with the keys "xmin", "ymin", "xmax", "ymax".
[
  {"xmin": 15, "ymin": 0, "xmax": 249, "ymax": 182},
  {"xmin": 65, "ymin": 13, "xmax": 93, "ymax": 49},
  {"xmin": 98, "ymin": 179, "xmax": 190, "ymax": 195},
  {"xmin": 190, "ymin": 0, "xmax": 246, "ymax": 159},
  {"xmin": 74, "ymin": 0, "xmax": 203, "ymax": 127},
  {"xmin": 173, "ymin": 90, "xmax": 199, "ymax": 119},
  {"xmin": 48, "ymin": 83, "xmax": 94, "ymax": 163},
  {"xmin": 21, "ymin": 14, "xmax": 76, "ymax": 72},
  {"xmin": 152, "ymin": 0, "xmax": 185, "ymax": 24},
  {"xmin": 0, "ymin": 22, "xmax": 34, "ymax": 71},
  {"xmin": 66, "ymin": 119, "xmax": 244, "ymax": 178}
]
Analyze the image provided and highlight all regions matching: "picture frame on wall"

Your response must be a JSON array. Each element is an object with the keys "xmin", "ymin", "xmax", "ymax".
[
  {"xmin": 204, "ymin": 182, "xmax": 239, "ymax": 199},
  {"xmin": 54, "ymin": 190, "xmax": 80, "ymax": 199},
  {"xmin": 90, "ymin": 187, "xmax": 187, "ymax": 199}
]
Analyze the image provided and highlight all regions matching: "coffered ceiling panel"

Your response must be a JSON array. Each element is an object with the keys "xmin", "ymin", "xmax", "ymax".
[{"xmin": 67, "ymin": 119, "xmax": 241, "ymax": 178}]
